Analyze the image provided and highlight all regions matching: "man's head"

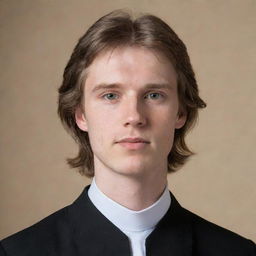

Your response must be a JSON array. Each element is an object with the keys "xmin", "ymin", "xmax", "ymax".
[{"xmin": 58, "ymin": 10, "xmax": 206, "ymax": 177}]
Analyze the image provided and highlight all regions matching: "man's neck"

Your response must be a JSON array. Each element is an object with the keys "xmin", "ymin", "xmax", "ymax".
[{"xmin": 94, "ymin": 168, "xmax": 168, "ymax": 211}]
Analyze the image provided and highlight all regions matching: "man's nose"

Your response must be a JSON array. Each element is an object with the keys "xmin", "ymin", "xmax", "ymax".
[{"xmin": 123, "ymin": 98, "xmax": 147, "ymax": 127}]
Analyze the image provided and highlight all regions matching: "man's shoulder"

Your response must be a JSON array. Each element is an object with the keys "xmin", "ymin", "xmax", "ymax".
[
  {"xmin": 0, "ymin": 185, "xmax": 94, "ymax": 256},
  {"xmin": 0, "ymin": 205, "xmax": 72, "ymax": 255},
  {"xmin": 182, "ymin": 207, "xmax": 256, "ymax": 254},
  {"xmin": 1, "ymin": 188, "xmax": 255, "ymax": 256}
]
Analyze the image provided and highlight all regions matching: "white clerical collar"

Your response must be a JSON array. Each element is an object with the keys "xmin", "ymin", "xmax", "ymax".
[{"xmin": 88, "ymin": 178, "xmax": 171, "ymax": 232}]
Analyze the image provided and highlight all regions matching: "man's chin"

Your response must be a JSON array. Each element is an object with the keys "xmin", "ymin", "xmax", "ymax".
[{"xmin": 111, "ymin": 163, "xmax": 151, "ymax": 178}]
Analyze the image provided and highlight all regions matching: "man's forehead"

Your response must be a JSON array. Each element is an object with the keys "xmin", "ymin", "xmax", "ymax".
[
  {"xmin": 83, "ymin": 46, "xmax": 177, "ymax": 91},
  {"xmin": 87, "ymin": 45, "xmax": 175, "ymax": 70}
]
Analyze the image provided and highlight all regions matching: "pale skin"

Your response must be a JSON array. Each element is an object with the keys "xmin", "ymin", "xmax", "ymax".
[{"xmin": 75, "ymin": 46, "xmax": 186, "ymax": 211}]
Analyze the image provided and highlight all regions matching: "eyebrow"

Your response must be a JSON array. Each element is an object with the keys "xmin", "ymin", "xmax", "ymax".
[{"xmin": 91, "ymin": 83, "xmax": 174, "ymax": 93}]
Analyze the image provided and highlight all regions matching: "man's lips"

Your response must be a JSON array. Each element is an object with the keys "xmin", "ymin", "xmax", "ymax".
[
  {"xmin": 117, "ymin": 137, "xmax": 150, "ymax": 143},
  {"xmin": 116, "ymin": 137, "xmax": 150, "ymax": 150}
]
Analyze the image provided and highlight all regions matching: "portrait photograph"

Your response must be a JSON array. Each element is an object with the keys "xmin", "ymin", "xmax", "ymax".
[{"xmin": 0, "ymin": 1, "xmax": 255, "ymax": 255}]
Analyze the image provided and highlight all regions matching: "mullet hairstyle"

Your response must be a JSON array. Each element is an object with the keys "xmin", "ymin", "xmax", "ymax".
[{"xmin": 58, "ymin": 10, "xmax": 206, "ymax": 177}]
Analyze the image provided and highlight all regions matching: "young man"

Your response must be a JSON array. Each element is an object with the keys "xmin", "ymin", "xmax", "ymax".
[{"xmin": 1, "ymin": 10, "xmax": 255, "ymax": 256}]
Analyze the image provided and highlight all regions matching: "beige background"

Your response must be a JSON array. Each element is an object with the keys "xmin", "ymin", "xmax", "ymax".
[{"xmin": 0, "ymin": 0, "xmax": 255, "ymax": 240}]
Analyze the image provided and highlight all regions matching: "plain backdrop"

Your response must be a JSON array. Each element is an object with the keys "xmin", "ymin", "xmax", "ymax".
[{"xmin": 0, "ymin": 0, "xmax": 255, "ymax": 240}]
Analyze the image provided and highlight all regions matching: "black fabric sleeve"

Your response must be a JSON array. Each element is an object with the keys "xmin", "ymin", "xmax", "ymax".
[
  {"xmin": 0, "ymin": 243, "xmax": 7, "ymax": 256},
  {"xmin": 248, "ymin": 239, "xmax": 256, "ymax": 256}
]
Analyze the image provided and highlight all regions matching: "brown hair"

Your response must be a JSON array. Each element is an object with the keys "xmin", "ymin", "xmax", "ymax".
[{"xmin": 58, "ymin": 10, "xmax": 206, "ymax": 177}]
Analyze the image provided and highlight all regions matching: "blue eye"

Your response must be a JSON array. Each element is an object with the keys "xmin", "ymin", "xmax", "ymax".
[
  {"xmin": 103, "ymin": 93, "xmax": 118, "ymax": 100},
  {"xmin": 146, "ymin": 92, "xmax": 162, "ymax": 100}
]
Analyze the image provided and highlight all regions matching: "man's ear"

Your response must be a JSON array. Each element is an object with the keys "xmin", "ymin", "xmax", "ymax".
[
  {"xmin": 75, "ymin": 107, "xmax": 88, "ymax": 132},
  {"xmin": 175, "ymin": 110, "xmax": 187, "ymax": 129}
]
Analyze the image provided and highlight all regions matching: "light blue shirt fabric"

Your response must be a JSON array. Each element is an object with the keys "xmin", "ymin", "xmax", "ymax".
[{"xmin": 88, "ymin": 178, "xmax": 171, "ymax": 256}]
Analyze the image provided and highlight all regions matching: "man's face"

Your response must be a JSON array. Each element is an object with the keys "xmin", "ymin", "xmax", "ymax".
[{"xmin": 75, "ymin": 46, "xmax": 186, "ymax": 178}]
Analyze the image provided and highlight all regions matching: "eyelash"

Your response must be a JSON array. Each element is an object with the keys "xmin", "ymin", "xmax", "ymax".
[{"xmin": 101, "ymin": 92, "xmax": 165, "ymax": 101}]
